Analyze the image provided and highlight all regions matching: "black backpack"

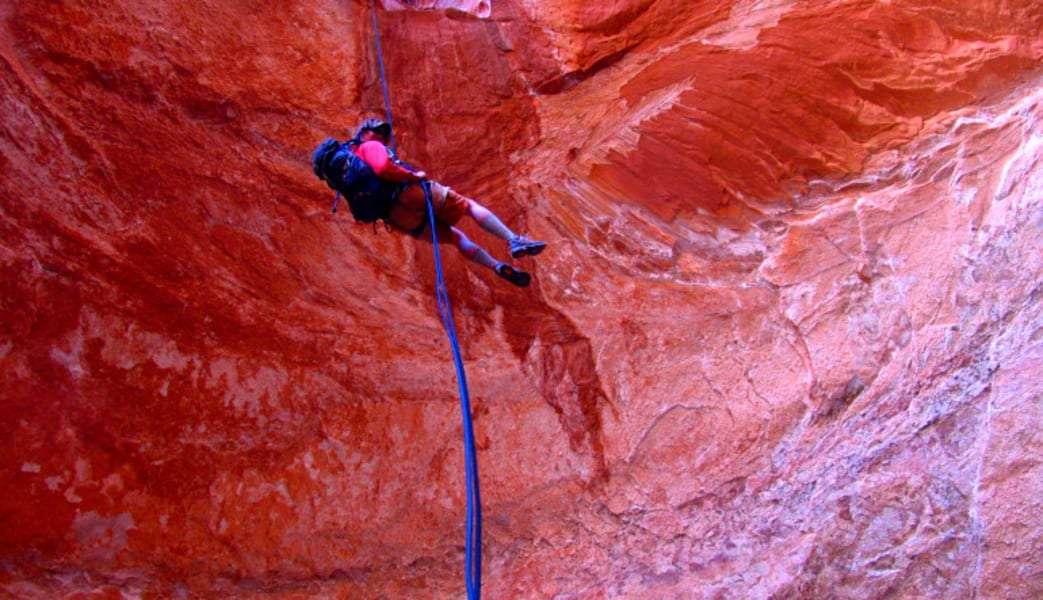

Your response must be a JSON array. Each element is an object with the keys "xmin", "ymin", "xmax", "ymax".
[{"xmin": 312, "ymin": 138, "xmax": 401, "ymax": 224}]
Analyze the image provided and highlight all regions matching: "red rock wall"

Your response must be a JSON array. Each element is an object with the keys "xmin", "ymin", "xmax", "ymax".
[{"xmin": 1, "ymin": 0, "xmax": 1041, "ymax": 597}]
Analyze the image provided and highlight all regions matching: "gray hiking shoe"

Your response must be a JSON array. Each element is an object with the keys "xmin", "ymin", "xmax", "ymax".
[{"xmin": 509, "ymin": 236, "xmax": 547, "ymax": 259}]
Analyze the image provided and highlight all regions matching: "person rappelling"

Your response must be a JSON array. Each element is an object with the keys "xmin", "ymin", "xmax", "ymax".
[{"xmin": 312, "ymin": 119, "xmax": 546, "ymax": 287}]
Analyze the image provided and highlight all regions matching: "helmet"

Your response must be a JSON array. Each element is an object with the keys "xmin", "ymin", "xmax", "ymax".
[{"xmin": 355, "ymin": 118, "xmax": 391, "ymax": 139}]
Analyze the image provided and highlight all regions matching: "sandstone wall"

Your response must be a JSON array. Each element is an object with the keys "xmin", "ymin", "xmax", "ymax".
[{"xmin": 1, "ymin": 0, "xmax": 1040, "ymax": 597}]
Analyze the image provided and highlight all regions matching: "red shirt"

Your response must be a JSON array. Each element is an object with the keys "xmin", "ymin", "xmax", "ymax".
[{"xmin": 350, "ymin": 141, "xmax": 423, "ymax": 182}]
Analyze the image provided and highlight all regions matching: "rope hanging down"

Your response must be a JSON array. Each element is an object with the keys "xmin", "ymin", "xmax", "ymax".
[
  {"xmin": 424, "ymin": 181, "xmax": 483, "ymax": 599},
  {"xmin": 370, "ymin": 3, "xmax": 483, "ymax": 598}
]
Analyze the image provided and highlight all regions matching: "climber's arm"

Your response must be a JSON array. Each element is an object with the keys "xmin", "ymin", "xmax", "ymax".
[{"xmin": 356, "ymin": 141, "xmax": 426, "ymax": 182}]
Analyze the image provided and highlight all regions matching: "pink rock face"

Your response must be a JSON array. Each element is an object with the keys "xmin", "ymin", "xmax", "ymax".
[
  {"xmin": 382, "ymin": 0, "xmax": 492, "ymax": 19},
  {"xmin": 1, "ymin": 0, "xmax": 1041, "ymax": 597}
]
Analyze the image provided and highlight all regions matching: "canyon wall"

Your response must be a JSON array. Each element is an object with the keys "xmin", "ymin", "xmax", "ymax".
[{"xmin": 1, "ymin": 0, "xmax": 1041, "ymax": 597}]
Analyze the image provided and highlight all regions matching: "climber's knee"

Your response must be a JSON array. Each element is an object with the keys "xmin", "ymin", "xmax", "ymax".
[
  {"xmin": 453, "ymin": 227, "xmax": 480, "ymax": 259},
  {"xmin": 466, "ymin": 197, "xmax": 491, "ymax": 220}
]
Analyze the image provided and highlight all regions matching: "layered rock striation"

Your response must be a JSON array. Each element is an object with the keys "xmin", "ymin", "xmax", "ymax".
[{"xmin": 1, "ymin": 0, "xmax": 1041, "ymax": 597}]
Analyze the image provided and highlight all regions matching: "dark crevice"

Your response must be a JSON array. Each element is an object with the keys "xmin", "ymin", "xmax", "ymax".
[
  {"xmin": 534, "ymin": 46, "xmax": 632, "ymax": 95},
  {"xmin": 500, "ymin": 294, "xmax": 610, "ymax": 485}
]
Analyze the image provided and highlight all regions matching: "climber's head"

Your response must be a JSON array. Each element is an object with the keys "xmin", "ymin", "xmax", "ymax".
[{"xmin": 355, "ymin": 118, "xmax": 391, "ymax": 143}]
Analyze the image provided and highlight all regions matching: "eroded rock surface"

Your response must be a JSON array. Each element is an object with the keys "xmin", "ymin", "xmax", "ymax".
[{"xmin": 1, "ymin": 0, "xmax": 1041, "ymax": 597}]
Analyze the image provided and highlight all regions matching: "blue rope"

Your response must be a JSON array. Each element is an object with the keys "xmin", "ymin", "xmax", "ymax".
[
  {"xmin": 370, "ymin": 0, "xmax": 396, "ymax": 150},
  {"xmin": 424, "ymin": 182, "xmax": 483, "ymax": 599},
  {"xmin": 370, "ymin": 3, "xmax": 481, "ymax": 597}
]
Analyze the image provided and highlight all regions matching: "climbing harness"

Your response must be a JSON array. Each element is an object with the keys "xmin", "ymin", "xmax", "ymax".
[{"xmin": 369, "ymin": 2, "xmax": 482, "ymax": 598}]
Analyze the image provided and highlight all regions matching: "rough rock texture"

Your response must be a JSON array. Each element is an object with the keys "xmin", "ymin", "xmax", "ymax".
[{"xmin": 2, "ymin": 0, "xmax": 1041, "ymax": 597}]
